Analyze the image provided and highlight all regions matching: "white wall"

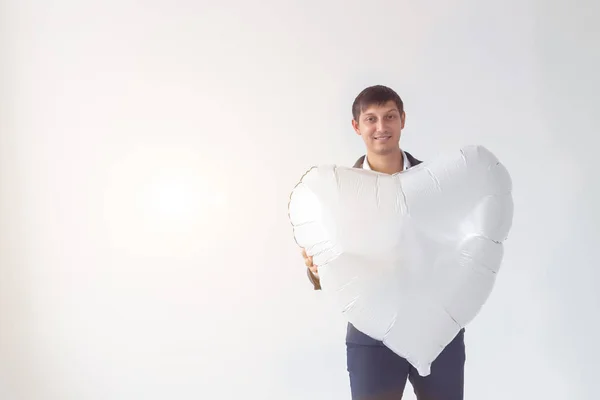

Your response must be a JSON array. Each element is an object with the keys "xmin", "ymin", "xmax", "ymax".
[{"xmin": 1, "ymin": 0, "xmax": 598, "ymax": 399}]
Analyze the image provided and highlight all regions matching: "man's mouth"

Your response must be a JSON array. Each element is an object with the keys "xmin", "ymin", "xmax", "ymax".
[{"xmin": 374, "ymin": 136, "xmax": 391, "ymax": 140}]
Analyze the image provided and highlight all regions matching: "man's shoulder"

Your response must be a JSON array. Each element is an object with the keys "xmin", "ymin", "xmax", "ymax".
[
  {"xmin": 352, "ymin": 151, "xmax": 423, "ymax": 168},
  {"xmin": 405, "ymin": 151, "xmax": 423, "ymax": 166},
  {"xmin": 352, "ymin": 155, "xmax": 366, "ymax": 168}
]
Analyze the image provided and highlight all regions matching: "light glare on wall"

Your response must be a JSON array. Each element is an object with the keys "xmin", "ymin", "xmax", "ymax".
[{"xmin": 101, "ymin": 146, "xmax": 226, "ymax": 257}]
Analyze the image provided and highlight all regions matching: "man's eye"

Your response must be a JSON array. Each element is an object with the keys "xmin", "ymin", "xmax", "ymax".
[{"xmin": 387, "ymin": 114, "xmax": 396, "ymax": 119}]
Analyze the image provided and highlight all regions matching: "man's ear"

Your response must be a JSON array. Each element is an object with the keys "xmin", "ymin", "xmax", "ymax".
[
  {"xmin": 400, "ymin": 111, "xmax": 406, "ymax": 130},
  {"xmin": 352, "ymin": 119, "xmax": 361, "ymax": 135}
]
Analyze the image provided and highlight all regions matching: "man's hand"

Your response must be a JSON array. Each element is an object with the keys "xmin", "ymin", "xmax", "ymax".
[{"xmin": 302, "ymin": 248, "xmax": 319, "ymax": 279}]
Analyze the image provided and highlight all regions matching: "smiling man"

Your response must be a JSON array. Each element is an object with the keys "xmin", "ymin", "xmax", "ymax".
[{"xmin": 302, "ymin": 85, "xmax": 466, "ymax": 400}]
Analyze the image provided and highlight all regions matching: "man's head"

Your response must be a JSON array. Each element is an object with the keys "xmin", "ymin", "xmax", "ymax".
[{"xmin": 351, "ymin": 85, "xmax": 405, "ymax": 156}]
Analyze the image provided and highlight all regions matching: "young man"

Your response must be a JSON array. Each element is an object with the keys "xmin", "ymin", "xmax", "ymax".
[{"xmin": 302, "ymin": 85, "xmax": 466, "ymax": 400}]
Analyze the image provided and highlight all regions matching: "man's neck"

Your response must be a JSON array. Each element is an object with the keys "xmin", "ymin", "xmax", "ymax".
[{"xmin": 366, "ymin": 149, "xmax": 404, "ymax": 174}]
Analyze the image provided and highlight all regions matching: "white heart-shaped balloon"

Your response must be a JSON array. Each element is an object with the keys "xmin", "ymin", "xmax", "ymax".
[{"xmin": 288, "ymin": 145, "xmax": 513, "ymax": 376}]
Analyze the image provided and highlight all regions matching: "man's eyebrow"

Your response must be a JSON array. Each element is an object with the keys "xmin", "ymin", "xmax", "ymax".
[{"xmin": 363, "ymin": 107, "xmax": 400, "ymax": 116}]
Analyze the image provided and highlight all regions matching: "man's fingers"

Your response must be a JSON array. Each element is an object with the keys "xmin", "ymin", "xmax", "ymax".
[
  {"xmin": 301, "ymin": 248, "xmax": 313, "ymax": 264},
  {"xmin": 302, "ymin": 248, "xmax": 319, "ymax": 280}
]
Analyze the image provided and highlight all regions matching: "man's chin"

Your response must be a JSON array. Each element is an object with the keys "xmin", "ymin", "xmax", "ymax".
[{"xmin": 370, "ymin": 145, "xmax": 401, "ymax": 156}]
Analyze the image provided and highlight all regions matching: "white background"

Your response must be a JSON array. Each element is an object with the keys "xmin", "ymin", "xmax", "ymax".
[{"xmin": 1, "ymin": 0, "xmax": 598, "ymax": 399}]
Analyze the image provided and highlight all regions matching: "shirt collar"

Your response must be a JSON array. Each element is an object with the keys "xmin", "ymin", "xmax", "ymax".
[{"xmin": 363, "ymin": 150, "xmax": 411, "ymax": 172}]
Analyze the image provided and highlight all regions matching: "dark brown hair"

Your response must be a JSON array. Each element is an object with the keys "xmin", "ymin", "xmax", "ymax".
[{"xmin": 352, "ymin": 85, "xmax": 404, "ymax": 121}]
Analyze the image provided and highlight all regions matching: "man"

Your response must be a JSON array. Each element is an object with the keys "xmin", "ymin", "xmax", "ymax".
[{"xmin": 302, "ymin": 85, "xmax": 466, "ymax": 400}]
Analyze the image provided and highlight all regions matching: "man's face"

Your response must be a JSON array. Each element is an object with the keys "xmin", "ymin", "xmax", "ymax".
[{"xmin": 352, "ymin": 100, "xmax": 405, "ymax": 155}]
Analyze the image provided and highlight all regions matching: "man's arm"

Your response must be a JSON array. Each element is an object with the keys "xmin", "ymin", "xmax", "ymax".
[{"xmin": 307, "ymin": 267, "xmax": 321, "ymax": 290}]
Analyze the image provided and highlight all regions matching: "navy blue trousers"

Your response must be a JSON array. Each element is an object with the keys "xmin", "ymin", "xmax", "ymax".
[{"xmin": 346, "ymin": 324, "xmax": 465, "ymax": 400}]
